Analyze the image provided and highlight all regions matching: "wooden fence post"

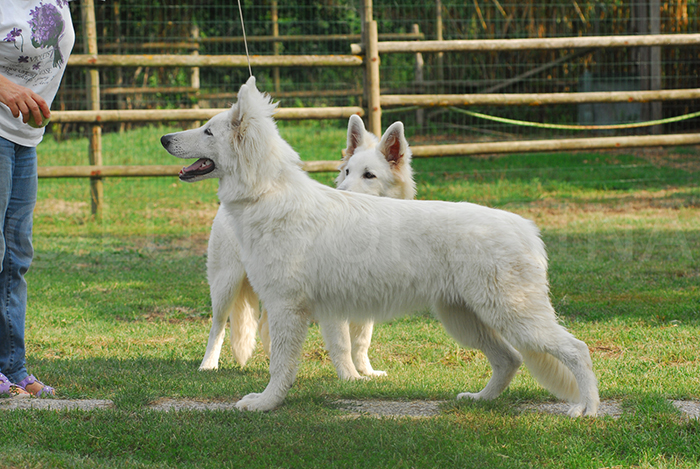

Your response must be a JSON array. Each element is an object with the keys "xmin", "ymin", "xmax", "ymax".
[
  {"xmin": 365, "ymin": 20, "xmax": 381, "ymax": 137},
  {"xmin": 436, "ymin": 0, "xmax": 444, "ymax": 93},
  {"xmin": 191, "ymin": 24, "xmax": 201, "ymax": 128},
  {"xmin": 633, "ymin": 0, "xmax": 662, "ymax": 135},
  {"xmin": 80, "ymin": 0, "xmax": 103, "ymax": 218},
  {"xmin": 113, "ymin": 0, "xmax": 126, "ymax": 133},
  {"xmin": 272, "ymin": 1, "xmax": 281, "ymax": 94},
  {"xmin": 362, "ymin": 0, "xmax": 381, "ymax": 135},
  {"xmin": 649, "ymin": 0, "xmax": 662, "ymax": 134},
  {"xmin": 413, "ymin": 24, "xmax": 424, "ymax": 129}
]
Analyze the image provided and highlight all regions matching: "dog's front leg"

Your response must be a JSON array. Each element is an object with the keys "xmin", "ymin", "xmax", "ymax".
[
  {"xmin": 201, "ymin": 209, "xmax": 259, "ymax": 370},
  {"xmin": 235, "ymin": 306, "xmax": 309, "ymax": 411},
  {"xmin": 349, "ymin": 321, "xmax": 386, "ymax": 377},
  {"xmin": 319, "ymin": 319, "xmax": 362, "ymax": 380}
]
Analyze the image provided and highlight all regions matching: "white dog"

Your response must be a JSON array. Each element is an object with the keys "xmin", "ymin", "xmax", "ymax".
[
  {"xmin": 161, "ymin": 77, "xmax": 599, "ymax": 417},
  {"xmin": 199, "ymin": 114, "xmax": 415, "ymax": 380}
]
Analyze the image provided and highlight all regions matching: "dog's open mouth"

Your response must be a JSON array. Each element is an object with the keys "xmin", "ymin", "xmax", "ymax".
[{"xmin": 179, "ymin": 158, "xmax": 215, "ymax": 180}]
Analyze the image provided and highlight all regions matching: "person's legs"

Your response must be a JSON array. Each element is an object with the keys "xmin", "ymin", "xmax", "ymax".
[{"xmin": 0, "ymin": 136, "xmax": 37, "ymax": 386}]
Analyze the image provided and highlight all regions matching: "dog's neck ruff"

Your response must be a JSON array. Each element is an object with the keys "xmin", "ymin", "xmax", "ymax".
[{"xmin": 217, "ymin": 156, "xmax": 307, "ymax": 207}]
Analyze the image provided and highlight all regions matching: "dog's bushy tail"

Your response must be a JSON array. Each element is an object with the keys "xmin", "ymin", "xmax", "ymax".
[
  {"xmin": 258, "ymin": 309, "xmax": 271, "ymax": 357},
  {"xmin": 229, "ymin": 277, "xmax": 260, "ymax": 366},
  {"xmin": 520, "ymin": 349, "xmax": 581, "ymax": 403}
]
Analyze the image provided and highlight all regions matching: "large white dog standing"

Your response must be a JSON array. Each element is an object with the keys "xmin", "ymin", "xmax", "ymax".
[
  {"xmin": 161, "ymin": 77, "xmax": 599, "ymax": 417},
  {"xmin": 199, "ymin": 114, "xmax": 415, "ymax": 380}
]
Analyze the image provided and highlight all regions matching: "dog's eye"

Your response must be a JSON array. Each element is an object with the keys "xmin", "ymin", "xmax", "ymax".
[
  {"xmin": 363, "ymin": 171, "xmax": 376, "ymax": 179},
  {"xmin": 204, "ymin": 128, "xmax": 213, "ymax": 136},
  {"xmin": 345, "ymin": 169, "xmax": 349, "ymax": 176}
]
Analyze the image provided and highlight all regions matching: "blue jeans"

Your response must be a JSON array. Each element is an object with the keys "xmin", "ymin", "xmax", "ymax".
[{"xmin": 0, "ymin": 136, "xmax": 37, "ymax": 384}]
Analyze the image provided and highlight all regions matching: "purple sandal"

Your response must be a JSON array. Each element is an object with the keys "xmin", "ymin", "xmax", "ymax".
[
  {"xmin": 17, "ymin": 375, "xmax": 55, "ymax": 398},
  {"xmin": 0, "ymin": 373, "xmax": 30, "ymax": 398}
]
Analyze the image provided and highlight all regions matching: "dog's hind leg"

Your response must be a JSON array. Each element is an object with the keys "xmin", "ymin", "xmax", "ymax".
[
  {"xmin": 319, "ymin": 319, "xmax": 362, "ymax": 380},
  {"xmin": 349, "ymin": 321, "xmax": 386, "ymax": 377},
  {"xmin": 236, "ymin": 305, "xmax": 310, "ymax": 411},
  {"xmin": 508, "ymin": 323, "xmax": 599, "ymax": 417},
  {"xmin": 435, "ymin": 302, "xmax": 522, "ymax": 401}
]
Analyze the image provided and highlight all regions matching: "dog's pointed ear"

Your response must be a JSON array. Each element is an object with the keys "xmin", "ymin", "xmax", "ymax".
[
  {"xmin": 345, "ymin": 115, "xmax": 368, "ymax": 159},
  {"xmin": 378, "ymin": 121, "xmax": 409, "ymax": 167},
  {"xmin": 233, "ymin": 76, "xmax": 260, "ymax": 127},
  {"xmin": 233, "ymin": 75, "xmax": 276, "ymax": 129},
  {"xmin": 233, "ymin": 79, "xmax": 250, "ymax": 123},
  {"xmin": 238, "ymin": 76, "xmax": 257, "ymax": 99}
]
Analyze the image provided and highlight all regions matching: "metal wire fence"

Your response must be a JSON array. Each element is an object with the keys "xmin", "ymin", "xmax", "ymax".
[{"xmin": 50, "ymin": 0, "xmax": 699, "ymax": 163}]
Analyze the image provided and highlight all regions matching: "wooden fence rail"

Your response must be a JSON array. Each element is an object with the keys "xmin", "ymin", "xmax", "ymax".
[
  {"xmin": 410, "ymin": 133, "xmax": 700, "ymax": 158},
  {"xmin": 50, "ymin": 107, "xmax": 365, "ymax": 123},
  {"xmin": 68, "ymin": 54, "xmax": 363, "ymax": 68},
  {"xmin": 381, "ymin": 89, "xmax": 700, "ymax": 108},
  {"xmin": 98, "ymin": 32, "xmax": 424, "ymax": 50},
  {"xmin": 38, "ymin": 160, "xmax": 342, "ymax": 178},
  {"xmin": 350, "ymin": 33, "xmax": 700, "ymax": 54}
]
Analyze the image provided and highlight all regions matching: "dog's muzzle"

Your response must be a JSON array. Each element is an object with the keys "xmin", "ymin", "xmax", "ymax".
[{"xmin": 160, "ymin": 134, "xmax": 216, "ymax": 181}]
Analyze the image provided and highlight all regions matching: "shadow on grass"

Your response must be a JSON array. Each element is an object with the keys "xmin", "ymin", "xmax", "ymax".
[{"xmin": 27, "ymin": 357, "xmax": 270, "ymax": 403}]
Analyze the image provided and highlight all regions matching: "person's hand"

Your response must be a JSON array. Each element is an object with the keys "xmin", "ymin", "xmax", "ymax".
[{"xmin": 0, "ymin": 75, "xmax": 50, "ymax": 125}]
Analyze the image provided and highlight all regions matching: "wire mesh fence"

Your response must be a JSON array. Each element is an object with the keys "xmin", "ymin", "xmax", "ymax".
[{"xmin": 46, "ymin": 0, "xmax": 699, "ymax": 168}]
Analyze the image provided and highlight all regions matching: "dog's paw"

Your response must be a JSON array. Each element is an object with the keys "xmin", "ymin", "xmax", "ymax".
[
  {"xmin": 567, "ymin": 401, "xmax": 599, "ymax": 418},
  {"xmin": 346, "ymin": 375, "xmax": 371, "ymax": 381},
  {"xmin": 198, "ymin": 355, "xmax": 220, "ymax": 371},
  {"xmin": 354, "ymin": 363, "xmax": 387, "ymax": 378},
  {"xmin": 456, "ymin": 391, "xmax": 494, "ymax": 401},
  {"xmin": 337, "ymin": 369, "xmax": 363, "ymax": 381},
  {"xmin": 567, "ymin": 404, "xmax": 585, "ymax": 418},
  {"xmin": 363, "ymin": 369, "xmax": 387, "ymax": 378},
  {"xmin": 235, "ymin": 392, "xmax": 280, "ymax": 412}
]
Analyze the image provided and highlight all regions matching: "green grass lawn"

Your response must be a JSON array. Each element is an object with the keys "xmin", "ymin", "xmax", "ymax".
[{"xmin": 1, "ymin": 122, "xmax": 698, "ymax": 468}]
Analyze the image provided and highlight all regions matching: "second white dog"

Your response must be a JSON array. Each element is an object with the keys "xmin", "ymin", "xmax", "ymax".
[
  {"xmin": 199, "ymin": 114, "xmax": 415, "ymax": 381},
  {"xmin": 162, "ymin": 77, "xmax": 599, "ymax": 416}
]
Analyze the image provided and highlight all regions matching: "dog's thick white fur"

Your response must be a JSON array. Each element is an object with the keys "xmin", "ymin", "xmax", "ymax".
[
  {"xmin": 198, "ymin": 114, "xmax": 415, "ymax": 380},
  {"xmin": 161, "ymin": 77, "xmax": 599, "ymax": 417}
]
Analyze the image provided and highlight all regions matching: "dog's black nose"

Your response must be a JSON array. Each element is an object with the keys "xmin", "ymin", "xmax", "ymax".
[{"xmin": 160, "ymin": 134, "xmax": 171, "ymax": 149}]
